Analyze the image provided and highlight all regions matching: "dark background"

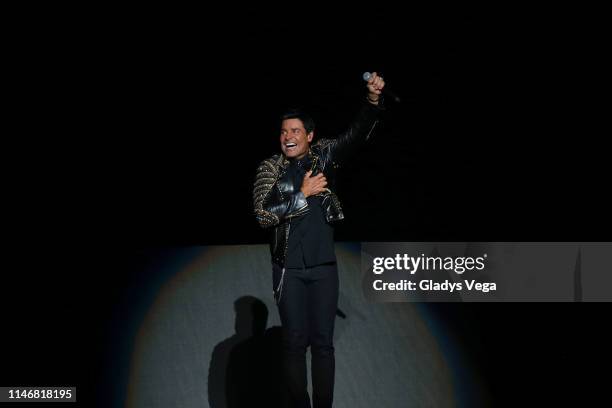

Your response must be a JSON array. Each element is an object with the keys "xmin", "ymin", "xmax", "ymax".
[{"xmin": 3, "ymin": 4, "xmax": 610, "ymax": 407}]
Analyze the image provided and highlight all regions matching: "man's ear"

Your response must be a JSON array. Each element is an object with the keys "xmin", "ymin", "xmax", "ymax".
[{"xmin": 307, "ymin": 132, "xmax": 314, "ymax": 143}]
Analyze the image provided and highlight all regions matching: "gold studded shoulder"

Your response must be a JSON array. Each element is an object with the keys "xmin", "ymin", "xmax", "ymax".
[{"xmin": 253, "ymin": 155, "xmax": 282, "ymax": 228}]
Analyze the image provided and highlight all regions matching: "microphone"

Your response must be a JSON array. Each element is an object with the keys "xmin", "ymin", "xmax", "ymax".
[{"xmin": 363, "ymin": 72, "xmax": 401, "ymax": 103}]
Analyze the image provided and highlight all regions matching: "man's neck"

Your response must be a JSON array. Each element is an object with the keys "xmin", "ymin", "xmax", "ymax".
[{"xmin": 291, "ymin": 149, "xmax": 310, "ymax": 161}]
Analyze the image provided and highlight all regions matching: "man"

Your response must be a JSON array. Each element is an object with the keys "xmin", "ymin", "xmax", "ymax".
[{"xmin": 253, "ymin": 73, "xmax": 386, "ymax": 407}]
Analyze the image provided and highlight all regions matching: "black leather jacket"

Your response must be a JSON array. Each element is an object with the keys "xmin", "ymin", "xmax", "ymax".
[{"xmin": 253, "ymin": 100, "xmax": 384, "ymax": 267}]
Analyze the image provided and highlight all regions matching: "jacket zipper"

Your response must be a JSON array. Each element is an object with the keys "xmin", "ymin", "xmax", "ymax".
[{"xmin": 275, "ymin": 221, "xmax": 291, "ymax": 304}]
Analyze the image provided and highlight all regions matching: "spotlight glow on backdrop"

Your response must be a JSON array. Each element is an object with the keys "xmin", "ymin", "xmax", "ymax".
[{"xmin": 124, "ymin": 243, "xmax": 483, "ymax": 407}]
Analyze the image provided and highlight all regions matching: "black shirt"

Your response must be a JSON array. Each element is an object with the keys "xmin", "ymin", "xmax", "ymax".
[{"xmin": 284, "ymin": 155, "xmax": 336, "ymax": 268}]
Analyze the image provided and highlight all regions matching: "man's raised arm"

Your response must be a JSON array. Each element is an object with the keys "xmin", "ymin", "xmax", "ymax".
[{"xmin": 315, "ymin": 72, "xmax": 386, "ymax": 163}]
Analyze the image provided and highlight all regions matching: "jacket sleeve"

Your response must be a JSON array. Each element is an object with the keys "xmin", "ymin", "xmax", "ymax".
[
  {"xmin": 315, "ymin": 99, "xmax": 384, "ymax": 164},
  {"xmin": 253, "ymin": 159, "xmax": 309, "ymax": 228}
]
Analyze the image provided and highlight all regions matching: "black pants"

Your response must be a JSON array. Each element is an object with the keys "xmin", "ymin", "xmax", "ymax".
[{"xmin": 273, "ymin": 262, "xmax": 339, "ymax": 408}]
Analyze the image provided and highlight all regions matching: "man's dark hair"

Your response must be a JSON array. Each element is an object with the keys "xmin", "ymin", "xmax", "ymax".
[{"xmin": 280, "ymin": 108, "xmax": 316, "ymax": 134}]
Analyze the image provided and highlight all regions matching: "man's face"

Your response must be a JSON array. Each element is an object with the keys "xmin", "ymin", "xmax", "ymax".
[{"xmin": 280, "ymin": 118, "xmax": 313, "ymax": 159}]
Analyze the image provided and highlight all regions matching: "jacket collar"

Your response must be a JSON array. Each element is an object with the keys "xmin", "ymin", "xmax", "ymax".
[{"xmin": 276, "ymin": 148, "xmax": 319, "ymax": 171}]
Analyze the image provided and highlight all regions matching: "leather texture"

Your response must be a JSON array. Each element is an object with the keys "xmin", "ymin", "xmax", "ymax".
[{"xmin": 253, "ymin": 100, "xmax": 384, "ymax": 266}]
